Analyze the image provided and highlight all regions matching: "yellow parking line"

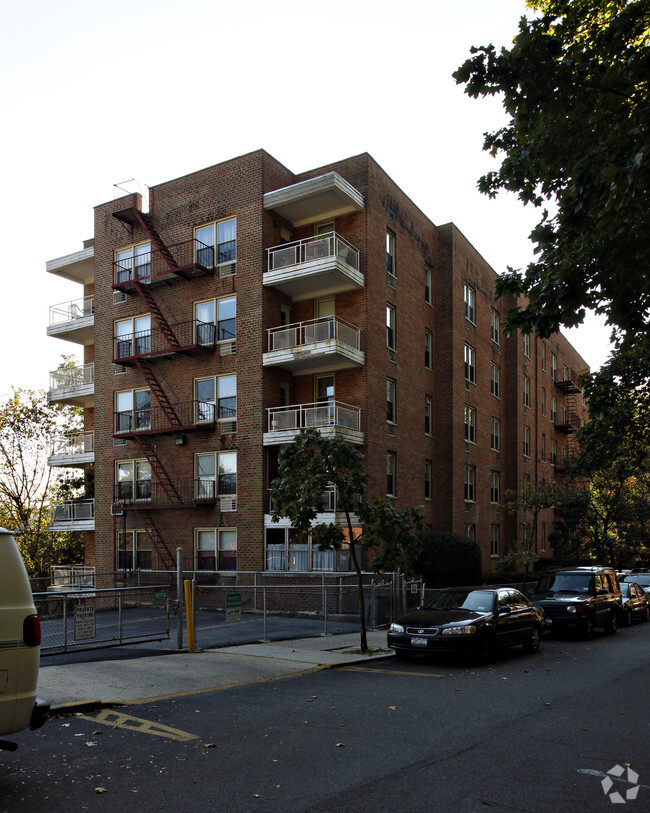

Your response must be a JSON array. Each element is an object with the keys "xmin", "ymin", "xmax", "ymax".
[
  {"xmin": 344, "ymin": 666, "xmax": 446, "ymax": 678},
  {"xmin": 77, "ymin": 710, "xmax": 198, "ymax": 741}
]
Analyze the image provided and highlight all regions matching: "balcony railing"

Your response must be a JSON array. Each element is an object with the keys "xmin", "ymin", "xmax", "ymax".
[
  {"xmin": 267, "ymin": 316, "xmax": 361, "ymax": 352},
  {"xmin": 114, "ymin": 479, "xmax": 230, "ymax": 507},
  {"xmin": 51, "ymin": 431, "xmax": 95, "ymax": 456},
  {"xmin": 267, "ymin": 401, "xmax": 361, "ymax": 433},
  {"xmin": 555, "ymin": 370, "xmax": 582, "ymax": 393},
  {"xmin": 49, "ymin": 363, "xmax": 94, "ymax": 392},
  {"xmin": 267, "ymin": 232, "xmax": 359, "ymax": 273},
  {"xmin": 50, "ymin": 499, "xmax": 95, "ymax": 524},
  {"xmin": 268, "ymin": 484, "xmax": 341, "ymax": 514},
  {"xmin": 49, "ymin": 296, "xmax": 94, "ymax": 326},
  {"xmin": 113, "ymin": 399, "xmax": 232, "ymax": 436},
  {"xmin": 114, "ymin": 319, "xmax": 217, "ymax": 362},
  {"xmin": 113, "ymin": 239, "xmax": 216, "ymax": 288}
]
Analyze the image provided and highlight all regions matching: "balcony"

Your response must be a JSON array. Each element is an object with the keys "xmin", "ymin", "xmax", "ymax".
[
  {"xmin": 113, "ymin": 400, "xmax": 229, "ymax": 437},
  {"xmin": 48, "ymin": 499, "xmax": 95, "ymax": 532},
  {"xmin": 555, "ymin": 412, "xmax": 581, "ymax": 433},
  {"xmin": 263, "ymin": 172, "xmax": 364, "ymax": 227},
  {"xmin": 46, "ymin": 246, "xmax": 94, "ymax": 285},
  {"xmin": 263, "ymin": 317, "xmax": 364, "ymax": 375},
  {"xmin": 266, "ymin": 484, "xmax": 360, "ymax": 527},
  {"xmin": 47, "ymin": 296, "xmax": 94, "ymax": 345},
  {"xmin": 112, "ymin": 238, "xmax": 215, "ymax": 291},
  {"xmin": 48, "ymin": 431, "xmax": 95, "ymax": 467},
  {"xmin": 48, "ymin": 363, "xmax": 94, "ymax": 407},
  {"xmin": 555, "ymin": 370, "xmax": 582, "ymax": 393},
  {"xmin": 113, "ymin": 319, "xmax": 217, "ymax": 364},
  {"xmin": 264, "ymin": 401, "xmax": 363, "ymax": 446},
  {"xmin": 264, "ymin": 232, "xmax": 362, "ymax": 301},
  {"xmin": 113, "ymin": 479, "xmax": 224, "ymax": 510}
]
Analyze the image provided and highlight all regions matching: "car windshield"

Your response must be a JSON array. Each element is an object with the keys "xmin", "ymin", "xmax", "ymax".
[
  {"xmin": 424, "ymin": 590, "xmax": 494, "ymax": 613},
  {"xmin": 534, "ymin": 573, "xmax": 593, "ymax": 594},
  {"xmin": 625, "ymin": 575, "xmax": 650, "ymax": 587}
]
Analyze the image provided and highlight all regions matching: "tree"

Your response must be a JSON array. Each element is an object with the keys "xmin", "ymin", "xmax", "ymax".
[
  {"xmin": 0, "ymin": 388, "xmax": 84, "ymax": 576},
  {"xmin": 270, "ymin": 428, "xmax": 424, "ymax": 652},
  {"xmin": 414, "ymin": 532, "xmax": 483, "ymax": 588}
]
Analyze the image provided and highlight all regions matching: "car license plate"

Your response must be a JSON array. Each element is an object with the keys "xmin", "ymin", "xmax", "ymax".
[{"xmin": 411, "ymin": 636, "xmax": 428, "ymax": 647}]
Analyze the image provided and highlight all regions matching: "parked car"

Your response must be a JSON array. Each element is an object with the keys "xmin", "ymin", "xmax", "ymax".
[
  {"xmin": 0, "ymin": 528, "xmax": 49, "ymax": 751},
  {"xmin": 529, "ymin": 566, "xmax": 621, "ymax": 639},
  {"xmin": 619, "ymin": 581, "xmax": 650, "ymax": 625},
  {"xmin": 622, "ymin": 572, "xmax": 650, "ymax": 597},
  {"xmin": 387, "ymin": 586, "xmax": 544, "ymax": 661}
]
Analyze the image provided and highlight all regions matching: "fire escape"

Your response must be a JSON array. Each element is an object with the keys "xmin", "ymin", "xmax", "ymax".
[
  {"xmin": 554, "ymin": 369, "xmax": 582, "ymax": 471},
  {"xmin": 111, "ymin": 201, "xmax": 217, "ymax": 569}
]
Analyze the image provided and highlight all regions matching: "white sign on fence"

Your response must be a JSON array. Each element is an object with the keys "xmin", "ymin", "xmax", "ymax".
[{"xmin": 74, "ymin": 604, "xmax": 97, "ymax": 641}]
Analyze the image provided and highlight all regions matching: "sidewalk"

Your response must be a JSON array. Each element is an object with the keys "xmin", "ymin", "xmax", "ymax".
[{"xmin": 39, "ymin": 631, "xmax": 392, "ymax": 712}]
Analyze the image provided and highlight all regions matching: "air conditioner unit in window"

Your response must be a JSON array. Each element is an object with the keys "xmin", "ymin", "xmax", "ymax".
[
  {"xmin": 113, "ymin": 290, "xmax": 127, "ymax": 305},
  {"xmin": 221, "ymin": 420, "xmax": 237, "ymax": 435},
  {"xmin": 113, "ymin": 363, "xmax": 127, "ymax": 375},
  {"xmin": 110, "ymin": 504, "xmax": 124, "ymax": 516},
  {"xmin": 219, "ymin": 496, "xmax": 237, "ymax": 512},
  {"xmin": 219, "ymin": 262, "xmax": 236, "ymax": 277},
  {"xmin": 220, "ymin": 341, "xmax": 236, "ymax": 356},
  {"xmin": 113, "ymin": 438, "xmax": 127, "ymax": 447}
]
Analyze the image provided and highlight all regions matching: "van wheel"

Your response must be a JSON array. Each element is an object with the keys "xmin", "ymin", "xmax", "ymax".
[
  {"xmin": 604, "ymin": 611, "xmax": 618, "ymax": 635},
  {"xmin": 581, "ymin": 616, "xmax": 595, "ymax": 640}
]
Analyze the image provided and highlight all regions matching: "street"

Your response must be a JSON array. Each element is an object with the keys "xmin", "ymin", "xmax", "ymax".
[{"xmin": 2, "ymin": 624, "xmax": 649, "ymax": 812}]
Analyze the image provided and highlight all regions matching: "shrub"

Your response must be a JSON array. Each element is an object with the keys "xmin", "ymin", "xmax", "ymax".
[{"xmin": 415, "ymin": 531, "xmax": 482, "ymax": 588}]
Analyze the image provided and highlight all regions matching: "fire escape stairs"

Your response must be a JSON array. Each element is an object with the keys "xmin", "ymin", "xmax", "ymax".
[
  {"xmin": 134, "ymin": 281, "xmax": 182, "ymax": 352},
  {"xmin": 131, "ymin": 207, "xmax": 179, "ymax": 271},
  {"xmin": 139, "ymin": 512, "xmax": 176, "ymax": 570},
  {"xmin": 134, "ymin": 358, "xmax": 183, "ymax": 428},
  {"xmin": 133, "ymin": 435, "xmax": 184, "ymax": 506}
]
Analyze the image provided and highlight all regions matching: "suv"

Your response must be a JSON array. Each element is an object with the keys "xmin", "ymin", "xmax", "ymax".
[
  {"xmin": 0, "ymin": 528, "xmax": 49, "ymax": 750},
  {"xmin": 529, "ymin": 567, "xmax": 622, "ymax": 639}
]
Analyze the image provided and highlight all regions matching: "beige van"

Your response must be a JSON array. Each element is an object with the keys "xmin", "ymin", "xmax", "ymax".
[{"xmin": 0, "ymin": 528, "xmax": 49, "ymax": 750}]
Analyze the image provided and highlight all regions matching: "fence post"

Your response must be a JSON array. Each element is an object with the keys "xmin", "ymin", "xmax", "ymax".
[
  {"xmin": 322, "ymin": 574, "xmax": 328, "ymax": 637},
  {"xmin": 63, "ymin": 596, "xmax": 68, "ymax": 653},
  {"xmin": 176, "ymin": 547, "xmax": 183, "ymax": 650},
  {"xmin": 184, "ymin": 580, "xmax": 195, "ymax": 652},
  {"xmin": 371, "ymin": 580, "xmax": 376, "ymax": 630},
  {"xmin": 262, "ymin": 586, "xmax": 268, "ymax": 642},
  {"xmin": 118, "ymin": 593, "xmax": 123, "ymax": 643}
]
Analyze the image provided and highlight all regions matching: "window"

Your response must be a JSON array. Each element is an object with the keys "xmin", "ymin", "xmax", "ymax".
[
  {"xmin": 491, "ymin": 363, "xmax": 500, "ymax": 399},
  {"xmin": 490, "ymin": 524, "xmax": 500, "ymax": 557},
  {"xmin": 464, "ymin": 405, "xmax": 476, "ymax": 444},
  {"xmin": 116, "ymin": 459, "xmax": 151, "ymax": 502},
  {"xmin": 387, "ymin": 452, "xmax": 396, "ymax": 496},
  {"xmin": 195, "ymin": 375, "xmax": 237, "ymax": 423},
  {"xmin": 425, "ymin": 330, "xmax": 432, "ymax": 369},
  {"xmin": 541, "ymin": 521, "xmax": 547, "ymax": 552},
  {"xmin": 541, "ymin": 433, "xmax": 546, "ymax": 461},
  {"xmin": 491, "ymin": 418, "xmax": 500, "ymax": 452},
  {"xmin": 491, "ymin": 310, "xmax": 501, "ymax": 345},
  {"xmin": 523, "ymin": 375, "xmax": 531, "ymax": 408},
  {"xmin": 523, "ymin": 425, "xmax": 531, "ymax": 458},
  {"xmin": 387, "ymin": 379, "xmax": 396, "ymax": 424},
  {"xmin": 195, "ymin": 451, "xmax": 237, "ymax": 499},
  {"xmin": 523, "ymin": 473, "xmax": 530, "ymax": 497},
  {"xmin": 115, "ymin": 315, "xmax": 151, "ymax": 359},
  {"xmin": 465, "ymin": 524, "xmax": 476, "ymax": 541},
  {"xmin": 464, "ymin": 465, "xmax": 476, "ymax": 502},
  {"xmin": 115, "ymin": 389, "xmax": 151, "ymax": 433},
  {"xmin": 464, "ymin": 344, "xmax": 476, "ymax": 385},
  {"xmin": 490, "ymin": 471, "xmax": 500, "ymax": 504},
  {"xmin": 425, "ymin": 460, "xmax": 432, "ymax": 500},
  {"xmin": 115, "ymin": 242, "xmax": 151, "ymax": 284},
  {"xmin": 194, "ymin": 296, "xmax": 236, "ymax": 342},
  {"xmin": 425, "ymin": 396, "xmax": 432, "ymax": 436},
  {"xmin": 195, "ymin": 218, "xmax": 236, "ymax": 267},
  {"xmin": 551, "ymin": 353, "xmax": 558, "ymax": 381},
  {"xmin": 551, "ymin": 396, "xmax": 557, "ymax": 425},
  {"xmin": 541, "ymin": 343, "xmax": 546, "ymax": 371},
  {"xmin": 541, "ymin": 387, "xmax": 546, "ymax": 416},
  {"xmin": 464, "ymin": 284, "xmax": 476, "ymax": 324},
  {"xmin": 265, "ymin": 527, "xmax": 342, "ymax": 572},
  {"xmin": 386, "ymin": 304, "xmax": 396, "ymax": 351},
  {"xmin": 424, "ymin": 266, "xmax": 432, "ymax": 305},
  {"xmin": 551, "ymin": 438, "xmax": 557, "ymax": 465},
  {"xmin": 522, "ymin": 333, "xmax": 531, "ymax": 359},
  {"xmin": 117, "ymin": 530, "xmax": 151, "ymax": 571},
  {"xmin": 386, "ymin": 230, "xmax": 396, "ymax": 277},
  {"xmin": 195, "ymin": 528, "xmax": 237, "ymax": 571}
]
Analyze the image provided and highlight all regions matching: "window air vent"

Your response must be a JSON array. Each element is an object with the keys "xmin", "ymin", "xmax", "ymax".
[
  {"xmin": 388, "ymin": 349, "xmax": 397, "ymax": 363},
  {"xmin": 113, "ymin": 290, "xmax": 127, "ymax": 305},
  {"xmin": 388, "ymin": 423, "xmax": 396, "ymax": 437},
  {"xmin": 219, "ymin": 262, "xmax": 236, "ymax": 277},
  {"xmin": 110, "ymin": 504, "xmax": 124, "ymax": 516},
  {"xmin": 221, "ymin": 420, "xmax": 237, "ymax": 435},
  {"xmin": 387, "ymin": 273, "xmax": 396, "ymax": 289},
  {"xmin": 220, "ymin": 341, "xmax": 236, "ymax": 356},
  {"xmin": 113, "ymin": 363, "xmax": 127, "ymax": 375},
  {"xmin": 220, "ymin": 496, "xmax": 237, "ymax": 512},
  {"xmin": 114, "ymin": 437, "xmax": 127, "ymax": 447}
]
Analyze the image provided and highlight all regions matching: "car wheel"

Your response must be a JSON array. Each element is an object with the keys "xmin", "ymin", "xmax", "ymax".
[
  {"xmin": 476, "ymin": 634, "xmax": 495, "ymax": 664},
  {"xmin": 523, "ymin": 626, "xmax": 541, "ymax": 654},
  {"xmin": 621, "ymin": 609, "xmax": 632, "ymax": 627},
  {"xmin": 581, "ymin": 616, "xmax": 595, "ymax": 640},
  {"xmin": 394, "ymin": 650, "xmax": 416, "ymax": 660},
  {"xmin": 604, "ymin": 610, "xmax": 618, "ymax": 635},
  {"xmin": 643, "ymin": 607, "xmax": 650, "ymax": 623}
]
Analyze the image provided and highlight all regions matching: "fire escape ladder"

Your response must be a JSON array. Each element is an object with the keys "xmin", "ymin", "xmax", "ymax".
[
  {"xmin": 140, "ymin": 512, "xmax": 176, "ymax": 570},
  {"xmin": 131, "ymin": 208, "xmax": 179, "ymax": 270},
  {"xmin": 133, "ymin": 435, "xmax": 184, "ymax": 505},
  {"xmin": 134, "ymin": 281, "xmax": 182, "ymax": 350},
  {"xmin": 134, "ymin": 358, "xmax": 183, "ymax": 427}
]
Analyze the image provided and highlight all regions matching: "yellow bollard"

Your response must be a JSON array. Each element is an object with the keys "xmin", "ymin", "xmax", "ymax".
[{"xmin": 184, "ymin": 579, "xmax": 195, "ymax": 652}]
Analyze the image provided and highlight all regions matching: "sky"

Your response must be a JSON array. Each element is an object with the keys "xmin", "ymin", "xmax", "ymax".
[{"xmin": 0, "ymin": 0, "xmax": 612, "ymax": 400}]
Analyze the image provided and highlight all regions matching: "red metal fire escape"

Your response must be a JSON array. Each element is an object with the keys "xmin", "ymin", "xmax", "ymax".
[{"xmin": 555, "ymin": 369, "xmax": 582, "ymax": 469}]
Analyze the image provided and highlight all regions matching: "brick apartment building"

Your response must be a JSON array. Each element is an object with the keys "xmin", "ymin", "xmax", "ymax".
[{"xmin": 45, "ymin": 149, "xmax": 588, "ymax": 580}]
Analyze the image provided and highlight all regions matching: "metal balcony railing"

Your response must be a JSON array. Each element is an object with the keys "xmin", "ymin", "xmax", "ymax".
[
  {"xmin": 50, "ymin": 499, "xmax": 95, "ymax": 523},
  {"xmin": 49, "ymin": 363, "xmax": 94, "ymax": 392},
  {"xmin": 267, "ymin": 232, "xmax": 359, "ymax": 274},
  {"xmin": 113, "ymin": 399, "xmax": 231, "ymax": 435},
  {"xmin": 267, "ymin": 401, "xmax": 361, "ymax": 433},
  {"xmin": 49, "ymin": 296, "xmax": 94, "ymax": 325},
  {"xmin": 268, "ymin": 484, "xmax": 340, "ymax": 514},
  {"xmin": 113, "ymin": 319, "xmax": 217, "ymax": 361},
  {"xmin": 113, "ymin": 239, "xmax": 216, "ymax": 286},
  {"xmin": 113, "ymin": 479, "xmax": 233, "ymax": 507},
  {"xmin": 267, "ymin": 316, "xmax": 361, "ymax": 352},
  {"xmin": 51, "ymin": 431, "xmax": 95, "ymax": 456}
]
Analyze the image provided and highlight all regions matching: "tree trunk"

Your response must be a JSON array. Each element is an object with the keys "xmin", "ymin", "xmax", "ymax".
[{"xmin": 346, "ymin": 510, "xmax": 368, "ymax": 652}]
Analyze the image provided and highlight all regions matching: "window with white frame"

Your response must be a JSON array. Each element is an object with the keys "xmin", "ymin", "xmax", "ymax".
[
  {"xmin": 464, "ymin": 344, "xmax": 476, "ymax": 385},
  {"xmin": 116, "ymin": 459, "xmax": 152, "ymax": 502},
  {"xmin": 195, "ymin": 451, "xmax": 237, "ymax": 500},
  {"xmin": 541, "ymin": 387, "xmax": 546, "ymax": 416},
  {"xmin": 425, "ymin": 329, "xmax": 432, "ymax": 369},
  {"xmin": 424, "ymin": 265, "xmax": 432, "ymax": 305},
  {"xmin": 551, "ymin": 395, "xmax": 557, "ymax": 425},
  {"xmin": 464, "ymin": 465, "xmax": 476, "ymax": 502},
  {"xmin": 387, "ymin": 378, "xmax": 396, "ymax": 424},
  {"xmin": 194, "ymin": 296, "xmax": 236, "ymax": 343},
  {"xmin": 464, "ymin": 405, "xmax": 476, "ymax": 444},
  {"xmin": 523, "ymin": 375, "xmax": 531, "ymax": 408},
  {"xmin": 541, "ymin": 343, "xmax": 546, "ymax": 370},
  {"xmin": 464, "ymin": 284, "xmax": 476, "ymax": 324},
  {"xmin": 491, "ymin": 310, "xmax": 501, "ymax": 345},
  {"xmin": 541, "ymin": 433, "xmax": 546, "ymax": 460},
  {"xmin": 465, "ymin": 524, "xmax": 476, "ymax": 541},
  {"xmin": 115, "ymin": 315, "xmax": 151, "ymax": 359},
  {"xmin": 491, "ymin": 418, "xmax": 501, "ymax": 452},
  {"xmin": 195, "ymin": 218, "xmax": 236, "ymax": 268},
  {"xmin": 425, "ymin": 460, "xmax": 432, "ymax": 500},
  {"xmin": 115, "ymin": 389, "xmax": 151, "ymax": 433},
  {"xmin": 195, "ymin": 528, "xmax": 237, "ymax": 571},
  {"xmin": 551, "ymin": 353, "xmax": 558, "ymax": 381},
  {"xmin": 386, "ymin": 304, "xmax": 396, "ymax": 350},
  {"xmin": 265, "ymin": 527, "xmax": 338, "ymax": 572},
  {"xmin": 523, "ymin": 425, "xmax": 531, "ymax": 458},
  {"xmin": 522, "ymin": 333, "xmax": 531, "ymax": 359},
  {"xmin": 115, "ymin": 242, "xmax": 151, "ymax": 284},
  {"xmin": 386, "ymin": 230, "xmax": 396, "ymax": 277},
  {"xmin": 425, "ymin": 395, "xmax": 432, "ymax": 436},
  {"xmin": 490, "ymin": 524, "xmax": 500, "ymax": 557},
  {"xmin": 490, "ymin": 471, "xmax": 500, "ymax": 504},
  {"xmin": 551, "ymin": 438, "xmax": 557, "ymax": 465},
  {"xmin": 387, "ymin": 452, "xmax": 396, "ymax": 496},
  {"xmin": 491, "ymin": 363, "xmax": 500, "ymax": 398},
  {"xmin": 116, "ymin": 530, "xmax": 152, "ymax": 571},
  {"xmin": 194, "ymin": 375, "xmax": 236, "ymax": 423}
]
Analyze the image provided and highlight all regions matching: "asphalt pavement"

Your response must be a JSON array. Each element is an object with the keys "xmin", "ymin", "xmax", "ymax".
[{"xmin": 38, "ymin": 630, "xmax": 391, "ymax": 711}]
